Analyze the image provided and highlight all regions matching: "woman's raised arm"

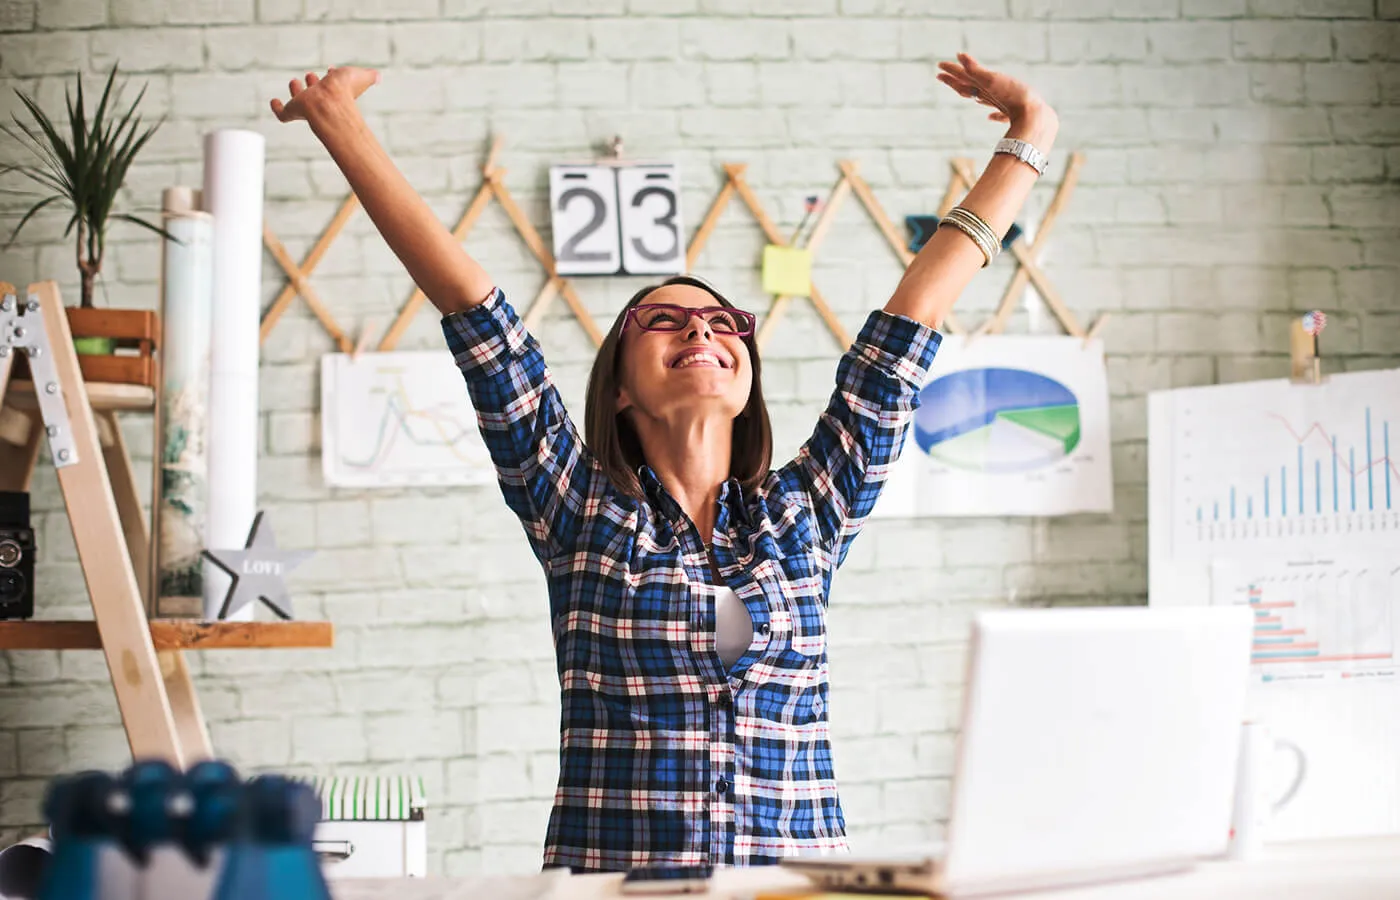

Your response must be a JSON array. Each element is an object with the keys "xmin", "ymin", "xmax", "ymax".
[
  {"xmin": 270, "ymin": 67, "xmax": 495, "ymax": 314},
  {"xmin": 884, "ymin": 53, "xmax": 1059, "ymax": 331}
]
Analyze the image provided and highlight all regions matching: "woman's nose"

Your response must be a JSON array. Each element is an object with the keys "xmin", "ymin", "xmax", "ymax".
[{"xmin": 684, "ymin": 312, "xmax": 712, "ymax": 339}]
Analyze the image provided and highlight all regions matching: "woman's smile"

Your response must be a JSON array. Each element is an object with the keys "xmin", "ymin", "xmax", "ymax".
[{"xmin": 669, "ymin": 347, "xmax": 733, "ymax": 370}]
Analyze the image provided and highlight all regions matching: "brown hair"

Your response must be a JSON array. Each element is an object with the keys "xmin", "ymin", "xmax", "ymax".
[{"xmin": 584, "ymin": 275, "xmax": 773, "ymax": 501}]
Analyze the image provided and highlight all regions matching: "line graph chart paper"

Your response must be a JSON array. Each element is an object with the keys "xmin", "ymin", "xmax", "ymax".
[{"xmin": 320, "ymin": 352, "xmax": 495, "ymax": 488}]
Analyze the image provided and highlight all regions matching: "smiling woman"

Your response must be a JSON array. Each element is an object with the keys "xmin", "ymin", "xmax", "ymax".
[
  {"xmin": 269, "ymin": 52, "xmax": 1057, "ymax": 872},
  {"xmin": 585, "ymin": 275, "xmax": 768, "ymax": 506}
]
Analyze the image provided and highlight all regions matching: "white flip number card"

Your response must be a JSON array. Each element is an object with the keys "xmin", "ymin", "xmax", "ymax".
[
  {"xmin": 549, "ymin": 163, "xmax": 685, "ymax": 276},
  {"xmin": 618, "ymin": 165, "xmax": 684, "ymax": 275},
  {"xmin": 549, "ymin": 165, "xmax": 621, "ymax": 276}
]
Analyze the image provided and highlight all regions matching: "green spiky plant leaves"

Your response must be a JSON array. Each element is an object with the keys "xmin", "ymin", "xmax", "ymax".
[{"xmin": 1, "ymin": 63, "xmax": 175, "ymax": 308}]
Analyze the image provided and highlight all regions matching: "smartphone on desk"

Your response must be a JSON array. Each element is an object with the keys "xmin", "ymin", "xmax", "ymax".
[{"xmin": 620, "ymin": 864, "xmax": 713, "ymax": 894}]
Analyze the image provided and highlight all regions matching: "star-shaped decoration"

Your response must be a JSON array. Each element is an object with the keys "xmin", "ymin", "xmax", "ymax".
[{"xmin": 201, "ymin": 512, "xmax": 313, "ymax": 621}]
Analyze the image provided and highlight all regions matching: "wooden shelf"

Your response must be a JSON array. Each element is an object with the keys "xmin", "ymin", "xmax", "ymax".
[
  {"xmin": 0, "ymin": 620, "xmax": 334, "ymax": 650},
  {"xmin": 4, "ymin": 379, "xmax": 156, "ymax": 413}
]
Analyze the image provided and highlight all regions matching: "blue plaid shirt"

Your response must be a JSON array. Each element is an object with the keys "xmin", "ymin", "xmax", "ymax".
[{"xmin": 442, "ymin": 288, "xmax": 941, "ymax": 872}]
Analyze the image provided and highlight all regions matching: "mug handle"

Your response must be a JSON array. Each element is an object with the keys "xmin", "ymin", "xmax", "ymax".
[{"xmin": 1272, "ymin": 739, "xmax": 1307, "ymax": 813}]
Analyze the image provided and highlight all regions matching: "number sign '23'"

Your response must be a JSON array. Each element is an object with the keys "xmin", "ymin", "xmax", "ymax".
[{"xmin": 548, "ymin": 164, "xmax": 685, "ymax": 276}]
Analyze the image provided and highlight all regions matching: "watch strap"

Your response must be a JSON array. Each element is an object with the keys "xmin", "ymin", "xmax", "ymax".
[{"xmin": 994, "ymin": 137, "xmax": 1048, "ymax": 176}]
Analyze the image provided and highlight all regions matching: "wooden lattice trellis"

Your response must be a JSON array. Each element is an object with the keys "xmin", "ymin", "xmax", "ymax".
[
  {"xmin": 943, "ymin": 153, "xmax": 1106, "ymax": 342},
  {"xmin": 258, "ymin": 141, "xmax": 1104, "ymax": 358}
]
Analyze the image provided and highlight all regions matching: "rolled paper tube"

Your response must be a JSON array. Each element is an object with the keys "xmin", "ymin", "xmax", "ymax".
[
  {"xmin": 201, "ymin": 130, "xmax": 265, "ymax": 621},
  {"xmin": 156, "ymin": 197, "xmax": 214, "ymax": 615}
]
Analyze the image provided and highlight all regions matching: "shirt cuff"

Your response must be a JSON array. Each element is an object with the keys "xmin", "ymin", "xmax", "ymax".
[
  {"xmin": 853, "ymin": 309, "xmax": 943, "ymax": 389},
  {"xmin": 439, "ymin": 286, "xmax": 529, "ymax": 380}
]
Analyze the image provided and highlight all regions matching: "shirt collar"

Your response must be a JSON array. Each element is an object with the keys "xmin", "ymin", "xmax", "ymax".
[
  {"xmin": 636, "ymin": 464, "xmax": 751, "ymax": 530},
  {"xmin": 636, "ymin": 464, "xmax": 678, "ymax": 520},
  {"xmin": 718, "ymin": 477, "xmax": 752, "ymax": 529}
]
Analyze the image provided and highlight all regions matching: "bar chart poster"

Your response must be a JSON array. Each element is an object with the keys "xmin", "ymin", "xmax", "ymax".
[
  {"xmin": 1211, "ymin": 557, "xmax": 1400, "ymax": 841},
  {"xmin": 1148, "ymin": 368, "xmax": 1400, "ymax": 604},
  {"xmin": 320, "ymin": 352, "xmax": 495, "ymax": 488},
  {"xmin": 870, "ymin": 336, "xmax": 1113, "ymax": 518},
  {"xmin": 1212, "ymin": 558, "xmax": 1399, "ymax": 685}
]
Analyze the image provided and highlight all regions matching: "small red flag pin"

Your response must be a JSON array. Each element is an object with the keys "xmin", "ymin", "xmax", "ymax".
[
  {"xmin": 792, "ymin": 195, "xmax": 823, "ymax": 247},
  {"xmin": 1301, "ymin": 310, "xmax": 1327, "ymax": 336}
]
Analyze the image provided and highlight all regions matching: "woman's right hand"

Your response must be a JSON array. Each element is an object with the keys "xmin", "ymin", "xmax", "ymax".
[{"xmin": 270, "ymin": 66, "xmax": 380, "ymax": 127}]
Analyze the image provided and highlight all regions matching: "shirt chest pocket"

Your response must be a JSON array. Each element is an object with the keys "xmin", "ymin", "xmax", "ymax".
[{"xmin": 768, "ymin": 606, "xmax": 826, "ymax": 661}]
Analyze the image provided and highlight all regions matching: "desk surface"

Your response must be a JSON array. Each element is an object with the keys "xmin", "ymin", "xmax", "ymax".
[{"xmin": 333, "ymin": 836, "xmax": 1400, "ymax": 900}]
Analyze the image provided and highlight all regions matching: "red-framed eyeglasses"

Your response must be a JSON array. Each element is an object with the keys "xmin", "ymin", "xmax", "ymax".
[{"xmin": 625, "ymin": 303, "xmax": 756, "ymax": 337}]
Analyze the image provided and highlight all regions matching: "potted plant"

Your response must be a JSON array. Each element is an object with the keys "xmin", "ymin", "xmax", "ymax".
[{"xmin": 1, "ymin": 63, "xmax": 170, "ymax": 384}]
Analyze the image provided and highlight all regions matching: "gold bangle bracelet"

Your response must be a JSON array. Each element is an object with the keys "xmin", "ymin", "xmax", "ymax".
[
  {"xmin": 944, "ymin": 206, "xmax": 1000, "ymax": 261},
  {"xmin": 938, "ymin": 215, "xmax": 995, "ymax": 267}
]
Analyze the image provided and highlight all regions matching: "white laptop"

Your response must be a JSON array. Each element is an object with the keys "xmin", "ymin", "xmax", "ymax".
[{"xmin": 782, "ymin": 605, "xmax": 1254, "ymax": 897}]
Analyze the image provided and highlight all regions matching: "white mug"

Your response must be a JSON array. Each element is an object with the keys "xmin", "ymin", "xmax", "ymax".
[
  {"xmin": 1227, "ymin": 720, "xmax": 1306, "ymax": 860},
  {"xmin": 0, "ymin": 836, "xmax": 50, "ymax": 900}
]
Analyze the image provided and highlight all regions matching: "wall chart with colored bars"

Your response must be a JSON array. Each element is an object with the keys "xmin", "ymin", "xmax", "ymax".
[
  {"xmin": 1148, "ymin": 366, "xmax": 1400, "ymax": 604},
  {"xmin": 1148, "ymin": 365, "xmax": 1400, "ymax": 847}
]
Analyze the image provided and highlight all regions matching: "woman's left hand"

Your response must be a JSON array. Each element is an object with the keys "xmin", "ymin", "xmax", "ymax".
[{"xmin": 936, "ymin": 52, "xmax": 1054, "ymax": 129}]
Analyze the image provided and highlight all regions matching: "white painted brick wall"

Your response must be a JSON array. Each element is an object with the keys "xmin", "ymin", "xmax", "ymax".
[{"xmin": 0, "ymin": 0, "xmax": 1397, "ymax": 877}]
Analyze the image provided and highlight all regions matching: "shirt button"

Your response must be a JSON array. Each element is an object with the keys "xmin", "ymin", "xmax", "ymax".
[
  {"xmin": 715, "ymin": 778, "xmax": 730, "ymax": 794},
  {"xmin": 758, "ymin": 623, "xmax": 771, "ymax": 635}
]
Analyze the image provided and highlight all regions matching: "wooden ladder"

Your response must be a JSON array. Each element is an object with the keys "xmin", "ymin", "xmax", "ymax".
[{"xmin": 0, "ymin": 280, "xmax": 332, "ymax": 767}]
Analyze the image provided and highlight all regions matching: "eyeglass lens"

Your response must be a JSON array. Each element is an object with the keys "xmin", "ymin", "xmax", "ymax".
[{"xmin": 636, "ymin": 304, "xmax": 748, "ymax": 334}]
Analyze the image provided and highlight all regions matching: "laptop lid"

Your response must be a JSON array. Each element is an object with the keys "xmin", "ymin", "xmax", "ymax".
[{"xmin": 942, "ymin": 605, "xmax": 1253, "ymax": 894}]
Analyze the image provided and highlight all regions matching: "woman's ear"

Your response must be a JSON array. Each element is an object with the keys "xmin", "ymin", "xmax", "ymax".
[{"xmin": 617, "ymin": 385, "xmax": 633, "ymax": 414}]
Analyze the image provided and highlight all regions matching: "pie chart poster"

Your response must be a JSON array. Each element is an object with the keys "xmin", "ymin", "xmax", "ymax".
[{"xmin": 872, "ymin": 336, "xmax": 1114, "ymax": 518}]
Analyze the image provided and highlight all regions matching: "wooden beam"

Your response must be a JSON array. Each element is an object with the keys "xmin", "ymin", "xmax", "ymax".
[
  {"xmin": 261, "ymin": 224, "xmax": 354, "ymax": 353},
  {"xmin": 0, "ymin": 620, "xmax": 335, "ymax": 651},
  {"xmin": 726, "ymin": 165, "xmax": 851, "ymax": 350},
  {"xmin": 0, "ymin": 283, "xmax": 38, "ymax": 494},
  {"xmin": 4, "ymin": 380, "xmax": 154, "ymax": 413},
  {"xmin": 159, "ymin": 650, "xmax": 213, "ymax": 762},
  {"xmin": 489, "ymin": 177, "xmax": 604, "ymax": 347},
  {"xmin": 259, "ymin": 193, "xmax": 360, "ymax": 349},
  {"xmin": 950, "ymin": 158, "xmax": 1085, "ymax": 338},
  {"xmin": 685, "ymin": 175, "xmax": 738, "ymax": 271},
  {"xmin": 977, "ymin": 151, "xmax": 1085, "ymax": 337},
  {"xmin": 843, "ymin": 160, "xmax": 965, "ymax": 335},
  {"xmin": 0, "ymin": 281, "xmax": 15, "ymax": 415},
  {"xmin": 757, "ymin": 170, "xmax": 854, "ymax": 349},
  {"xmin": 29, "ymin": 280, "xmax": 184, "ymax": 766},
  {"xmin": 0, "ymin": 409, "xmax": 42, "ymax": 494},
  {"xmin": 842, "ymin": 161, "xmax": 913, "ymax": 267},
  {"xmin": 100, "ymin": 411, "xmax": 150, "ymax": 605},
  {"xmin": 801, "ymin": 176, "xmax": 850, "ymax": 256},
  {"xmin": 379, "ymin": 176, "xmax": 498, "ymax": 352}
]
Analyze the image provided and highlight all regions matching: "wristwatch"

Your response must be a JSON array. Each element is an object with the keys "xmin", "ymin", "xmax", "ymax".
[{"xmin": 994, "ymin": 138, "xmax": 1049, "ymax": 176}]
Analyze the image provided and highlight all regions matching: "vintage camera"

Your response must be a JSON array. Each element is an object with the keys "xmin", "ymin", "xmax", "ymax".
[{"xmin": 0, "ymin": 491, "xmax": 35, "ymax": 620}]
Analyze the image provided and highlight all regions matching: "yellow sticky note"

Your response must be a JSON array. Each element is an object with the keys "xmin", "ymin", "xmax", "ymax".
[{"xmin": 761, "ymin": 245, "xmax": 813, "ymax": 297}]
